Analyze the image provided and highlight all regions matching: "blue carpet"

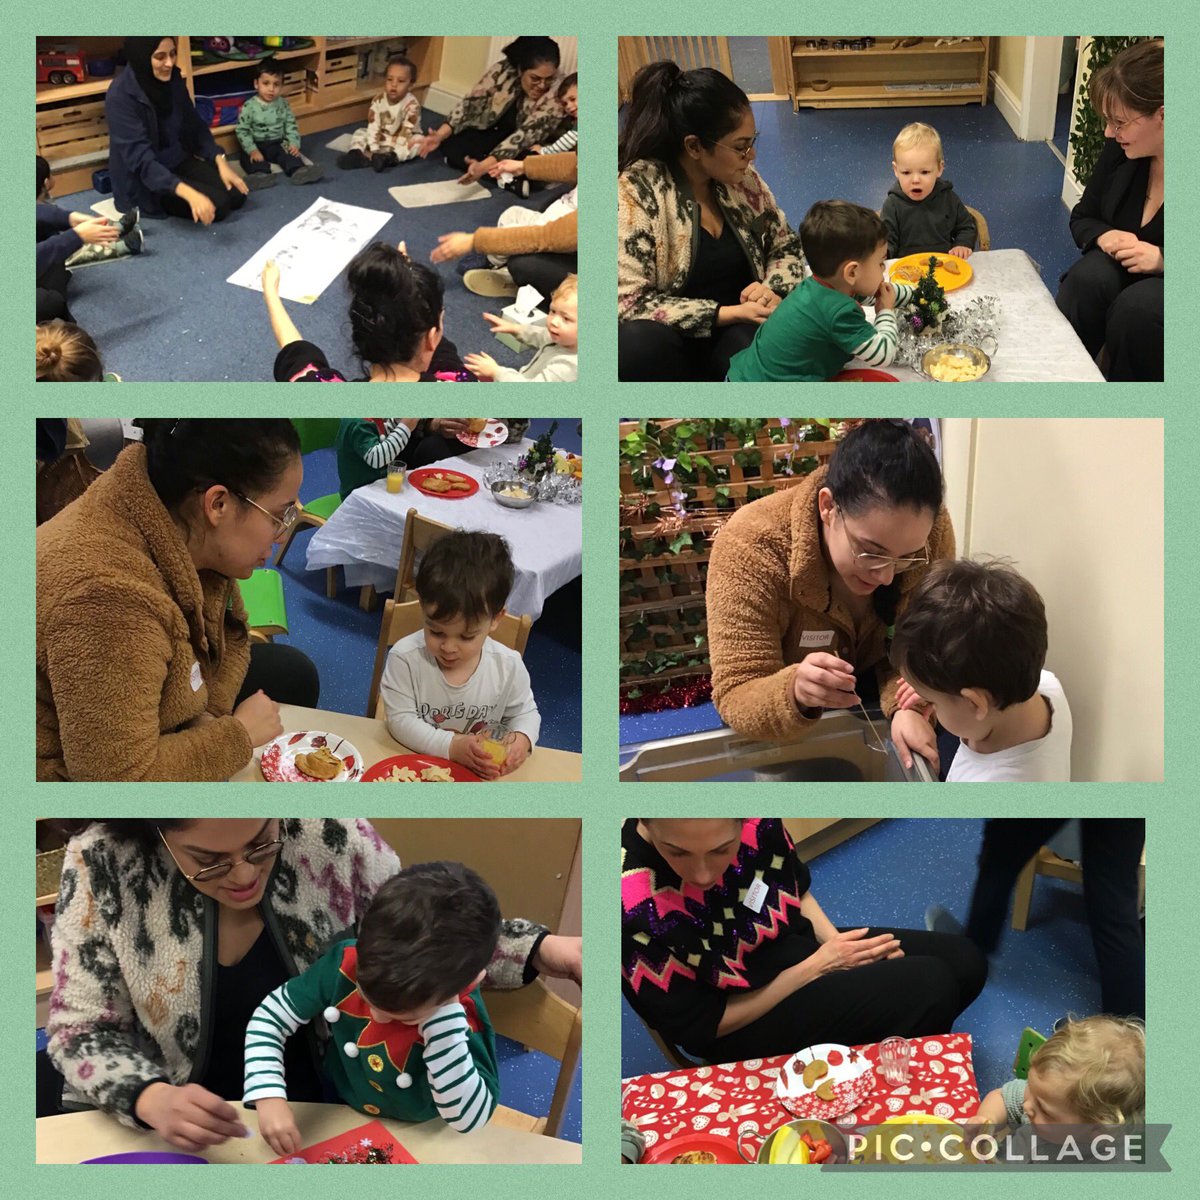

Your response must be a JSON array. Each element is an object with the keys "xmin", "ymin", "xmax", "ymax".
[
  {"xmin": 620, "ymin": 700, "xmax": 724, "ymax": 754},
  {"xmin": 273, "ymin": 418, "xmax": 581, "ymax": 751},
  {"xmin": 52, "ymin": 110, "xmax": 562, "ymax": 381},
  {"xmin": 622, "ymin": 818, "xmax": 1106, "ymax": 1101},
  {"xmin": 496, "ymin": 1034, "xmax": 582, "ymax": 1143}
]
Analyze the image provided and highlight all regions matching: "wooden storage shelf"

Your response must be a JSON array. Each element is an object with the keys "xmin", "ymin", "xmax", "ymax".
[{"xmin": 792, "ymin": 39, "xmax": 985, "ymax": 59}]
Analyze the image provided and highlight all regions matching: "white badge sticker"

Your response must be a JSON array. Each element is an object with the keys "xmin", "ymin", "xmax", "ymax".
[
  {"xmin": 743, "ymin": 878, "xmax": 768, "ymax": 913},
  {"xmin": 800, "ymin": 630, "xmax": 835, "ymax": 648},
  {"xmin": 190, "ymin": 661, "xmax": 203, "ymax": 692}
]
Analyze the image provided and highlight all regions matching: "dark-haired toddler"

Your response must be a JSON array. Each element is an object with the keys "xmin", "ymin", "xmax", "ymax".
[{"xmin": 379, "ymin": 530, "xmax": 540, "ymax": 779}]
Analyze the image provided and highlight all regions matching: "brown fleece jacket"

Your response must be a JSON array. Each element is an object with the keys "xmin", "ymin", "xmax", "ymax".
[
  {"xmin": 706, "ymin": 465, "xmax": 955, "ymax": 741},
  {"xmin": 36, "ymin": 444, "xmax": 254, "ymax": 781},
  {"xmin": 473, "ymin": 152, "xmax": 577, "ymax": 257}
]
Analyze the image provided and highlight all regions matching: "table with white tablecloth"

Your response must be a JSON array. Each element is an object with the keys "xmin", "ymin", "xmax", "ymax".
[
  {"xmin": 305, "ymin": 443, "xmax": 582, "ymax": 620},
  {"xmin": 851, "ymin": 248, "xmax": 1104, "ymax": 382}
]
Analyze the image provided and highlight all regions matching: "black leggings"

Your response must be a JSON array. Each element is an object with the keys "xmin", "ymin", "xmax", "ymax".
[
  {"xmin": 693, "ymin": 928, "xmax": 987, "ymax": 1062},
  {"xmin": 965, "ymin": 818, "xmax": 1145, "ymax": 1020},
  {"xmin": 235, "ymin": 642, "xmax": 320, "ymax": 708},
  {"xmin": 507, "ymin": 253, "xmax": 577, "ymax": 311},
  {"xmin": 158, "ymin": 156, "xmax": 248, "ymax": 223},
  {"xmin": 441, "ymin": 107, "xmax": 518, "ymax": 171},
  {"xmin": 619, "ymin": 318, "xmax": 756, "ymax": 382},
  {"xmin": 1055, "ymin": 249, "xmax": 1163, "ymax": 382}
]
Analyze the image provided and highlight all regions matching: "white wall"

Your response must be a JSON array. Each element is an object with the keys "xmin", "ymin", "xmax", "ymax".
[
  {"xmin": 941, "ymin": 418, "xmax": 1164, "ymax": 782},
  {"xmin": 429, "ymin": 35, "xmax": 578, "ymax": 112}
]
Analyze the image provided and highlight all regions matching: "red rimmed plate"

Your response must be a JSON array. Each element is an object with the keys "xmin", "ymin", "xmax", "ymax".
[
  {"xmin": 832, "ymin": 368, "xmax": 899, "ymax": 382},
  {"xmin": 642, "ymin": 1131, "xmax": 745, "ymax": 1165},
  {"xmin": 408, "ymin": 468, "xmax": 479, "ymax": 499},
  {"xmin": 362, "ymin": 753, "xmax": 482, "ymax": 783},
  {"xmin": 260, "ymin": 731, "xmax": 363, "ymax": 782},
  {"xmin": 456, "ymin": 419, "xmax": 508, "ymax": 448}
]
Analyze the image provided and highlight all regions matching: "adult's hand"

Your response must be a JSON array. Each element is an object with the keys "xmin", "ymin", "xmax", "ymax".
[
  {"xmin": 810, "ymin": 928, "xmax": 903, "ymax": 975},
  {"xmin": 1096, "ymin": 229, "xmax": 1138, "ymax": 257},
  {"xmin": 716, "ymin": 300, "xmax": 773, "ymax": 326},
  {"xmin": 233, "ymin": 689, "xmax": 282, "ymax": 748},
  {"xmin": 1113, "ymin": 240, "xmax": 1163, "ymax": 274},
  {"xmin": 489, "ymin": 158, "xmax": 526, "ymax": 178},
  {"xmin": 217, "ymin": 157, "xmax": 250, "ymax": 196},
  {"xmin": 791, "ymin": 653, "xmax": 860, "ymax": 711},
  {"xmin": 533, "ymin": 934, "xmax": 582, "ymax": 984},
  {"xmin": 418, "ymin": 126, "xmax": 448, "ymax": 159},
  {"xmin": 891, "ymin": 707, "xmax": 939, "ymax": 772},
  {"xmin": 134, "ymin": 1082, "xmax": 248, "ymax": 1152},
  {"xmin": 739, "ymin": 281, "xmax": 779, "ymax": 311},
  {"xmin": 178, "ymin": 183, "xmax": 215, "ymax": 226},
  {"xmin": 428, "ymin": 418, "xmax": 471, "ymax": 438},
  {"xmin": 75, "ymin": 217, "xmax": 120, "ymax": 245},
  {"xmin": 457, "ymin": 156, "xmax": 491, "ymax": 185},
  {"xmin": 431, "ymin": 231, "xmax": 476, "ymax": 263}
]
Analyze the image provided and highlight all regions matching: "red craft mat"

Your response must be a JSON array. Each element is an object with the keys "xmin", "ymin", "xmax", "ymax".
[
  {"xmin": 621, "ymin": 1033, "xmax": 979, "ymax": 1161},
  {"xmin": 270, "ymin": 1120, "xmax": 418, "ymax": 1164}
]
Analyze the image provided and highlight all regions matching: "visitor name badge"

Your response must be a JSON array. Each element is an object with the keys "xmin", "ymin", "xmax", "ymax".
[
  {"xmin": 190, "ymin": 661, "xmax": 203, "ymax": 692},
  {"xmin": 744, "ymin": 877, "xmax": 768, "ymax": 913},
  {"xmin": 800, "ymin": 630, "xmax": 835, "ymax": 648}
]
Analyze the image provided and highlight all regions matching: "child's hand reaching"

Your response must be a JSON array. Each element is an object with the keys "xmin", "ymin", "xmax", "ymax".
[
  {"xmin": 74, "ymin": 217, "xmax": 120, "ymax": 245},
  {"xmin": 261, "ymin": 259, "xmax": 280, "ymax": 295},
  {"xmin": 950, "ymin": 245, "xmax": 973, "ymax": 259},
  {"xmin": 255, "ymin": 1097, "xmax": 301, "ymax": 1158},
  {"xmin": 463, "ymin": 352, "xmax": 499, "ymax": 381},
  {"xmin": 874, "ymin": 279, "xmax": 898, "ymax": 311},
  {"xmin": 483, "ymin": 312, "xmax": 521, "ymax": 338},
  {"xmin": 450, "ymin": 732, "xmax": 502, "ymax": 780},
  {"xmin": 497, "ymin": 732, "xmax": 532, "ymax": 776}
]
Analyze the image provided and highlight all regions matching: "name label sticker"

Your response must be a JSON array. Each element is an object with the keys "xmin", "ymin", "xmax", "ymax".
[
  {"xmin": 800, "ymin": 630, "xmax": 835, "ymax": 648},
  {"xmin": 190, "ymin": 662, "xmax": 203, "ymax": 692},
  {"xmin": 744, "ymin": 878, "xmax": 768, "ymax": 913}
]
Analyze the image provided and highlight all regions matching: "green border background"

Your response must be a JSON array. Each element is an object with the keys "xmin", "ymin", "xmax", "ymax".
[{"xmin": 9, "ymin": 1, "xmax": 1193, "ymax": 1195}]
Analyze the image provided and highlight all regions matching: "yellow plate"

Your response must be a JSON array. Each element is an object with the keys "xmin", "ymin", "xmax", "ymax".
[{"xmin": 889, "ymin": 252, "xmax": 974, "ymax": 293}]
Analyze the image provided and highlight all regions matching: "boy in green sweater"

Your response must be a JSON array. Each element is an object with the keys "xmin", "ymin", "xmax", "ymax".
[
  {"xmin": 245, "ymin": 862, "xmax": 501, "ymax": 1157},
  {"xmin": 728, "ymin": 201, "xmax": 915, "ymax": 383},
  {"xmin": 236, "ymin": 58, "xmax": 323, "ymax": 190}
]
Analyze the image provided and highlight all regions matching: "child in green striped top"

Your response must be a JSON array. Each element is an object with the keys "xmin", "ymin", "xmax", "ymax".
[{"xmin": 244, "ymin": 862, "xmax": 501, "ymax": 1157}]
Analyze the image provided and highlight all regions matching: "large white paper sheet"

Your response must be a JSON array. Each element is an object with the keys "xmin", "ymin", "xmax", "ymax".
[
  {"xmin": 388, "ymin": 179, "xmax": 489, "ymax": 208},
  {"xmin": 226, "ymin": 196, "xmax": 392, "ymax": 304}
]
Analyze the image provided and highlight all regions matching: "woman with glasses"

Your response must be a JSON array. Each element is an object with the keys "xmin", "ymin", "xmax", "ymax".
[
  {"xmin": 41, "ymin": 818, "xmax": 583, "ymax": 1147},
  {"xmin": 706, "ymin": 420, "xmax": 953, "ymax": 774},
  {"xmin": 617, "ymin": 62, "xmax": 804, "ymax": 382},
  {"xmin": 1056, "ymin": 39, "xmax": 1164, "ymax": 382},
  {"xmin": 36, "ymin": 419, "xmax": 319, "ymax": 781}
]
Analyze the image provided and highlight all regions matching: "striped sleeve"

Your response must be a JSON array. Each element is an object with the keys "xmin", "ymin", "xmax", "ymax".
[
  {"xmin": 243, "ymin": 980, "xmax": 311, "ymax": 1103},
  {"xmin": 361, "ymin": 420, "xmax": 414, "ymax": 470},
  {"xmin": 419, "ymin": 1002, "xmax": 497, "ymax": 1133},
  {"xmin": 539, "ymin": 129, "xmax": 578, "ymax": 155},
  {"xmin": 850, "ymin": 283, "xmax": 915, "ymax": 366}
]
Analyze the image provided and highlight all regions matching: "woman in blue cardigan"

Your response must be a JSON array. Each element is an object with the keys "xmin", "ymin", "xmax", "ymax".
[{"xmin": 104, "ymin": 37, "xmax": 249, "ymax": 225}]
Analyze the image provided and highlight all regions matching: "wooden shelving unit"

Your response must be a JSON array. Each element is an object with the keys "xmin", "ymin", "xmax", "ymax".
[
  {"xmin": 35, "ymin": 36, "xmax": 444, "ymax": 194},
  {"xmin": 782, "ymin": 36, "xmax": 992, "ymax": 110}
]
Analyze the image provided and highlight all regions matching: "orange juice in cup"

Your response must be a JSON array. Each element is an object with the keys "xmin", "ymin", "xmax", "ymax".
[{"xmin": 386, "ymin": 464, "xmax": 405, "ymax": 494}]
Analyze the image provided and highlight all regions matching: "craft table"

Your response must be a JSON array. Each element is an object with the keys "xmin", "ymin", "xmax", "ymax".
[
  {"xmin": 36, "ymin": 1101, "xmax": 581, "ymax": 1164},
  {"xmin": 306, "ymin": 443, "xmax": 583, "ymax": 620},
  {"xmin": 622, "ymin": 1032, "xmax": 980, "ymax": 1160},
  {"xmin": 230, "ymin": 705, "xmax": 582, "ymax": 782},
  {"xmin": 852, "ymin": 249, "xmax": 1104, "ymax": 382}
]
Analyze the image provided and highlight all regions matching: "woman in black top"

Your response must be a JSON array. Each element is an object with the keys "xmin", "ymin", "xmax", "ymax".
[{"xmin": 1056, "ymin": 40, "xmax": 1163, "ymax": 382}]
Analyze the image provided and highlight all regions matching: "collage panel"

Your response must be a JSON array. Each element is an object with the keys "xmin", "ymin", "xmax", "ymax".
[
  {"xmin": 36, "ymin": 417, "xmax": 582, "ymax": 782},
  {"xmin": 36, "ymin": 36, "xmax": 577, "ymax": 383},
  {"xmin": 36, "ymin": 816, "xmax": 582, "ymax": 1162},
  {"xmin": 616, "ymin": 36, "xmax": 1162, "ymax": 382},
  {"xmin": 621, "ymin": 816, "xmax": 1146, "ymax": 1165},
  {"xmin": 619, "ymin": 418, "xmax": 1163, "ymax": 783}
]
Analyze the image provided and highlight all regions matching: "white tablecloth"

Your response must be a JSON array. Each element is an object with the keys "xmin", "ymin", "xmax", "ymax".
[
  {"xmin": 305, "ymin": 444, "xmax": 582, "ymax": 619},
  {"xmin": 852, "ymin": 248, "xmax": 1104, "ymax": 382}
]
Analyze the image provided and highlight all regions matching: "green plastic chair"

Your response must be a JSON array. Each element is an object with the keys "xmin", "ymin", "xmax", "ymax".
[
  {"xmin": 240, "ymin": 568, "xmax": 289, "ymax": 643},
  {"xmin": 1013, "ymin": 1027, "xmax": 1047, "ymax": 1080},
  {"xmin": 290, "ymin": 418, "xmax": 342, "ymax": 456},
  {"xmin": 279, "ymin": 420, "xmax": 343, "ymax": 596}
]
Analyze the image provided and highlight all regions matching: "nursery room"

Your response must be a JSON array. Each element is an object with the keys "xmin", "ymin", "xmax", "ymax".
[
  {"xmin": 36, "ymin": 816, "xmax": 582, "ymax": 1162},
  {"xmin": 617, "ymin": 418, "xmax": 1163, "ymax": 783},
  {"xmin": 35, "ymin": 417, "xmax": 583, "ymax": 782},
  {"xmin": 35, "ymin": 35, "xmax": 579, "ymax": 382},
  {"xmin": 620, "ymin": 816, "xmax": 1146, "ymax": 1165},
  {"xmin": 616, "ymin": 35, "xmax": 1163, "ymax": 382}
]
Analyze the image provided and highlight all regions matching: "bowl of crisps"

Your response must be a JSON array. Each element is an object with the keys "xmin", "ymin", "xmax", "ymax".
[
  {"xmin": 920, "ymin": 342, "xmax": 990, "ymax": 382},
  {"xmin": 490, "ymin": 479, "xmax": 537, "ymax": 509}
]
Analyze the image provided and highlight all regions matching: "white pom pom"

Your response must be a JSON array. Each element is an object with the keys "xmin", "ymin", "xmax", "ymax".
[
  {"xmin": 323, "ymin": 1006, "xmax": 340, "ymax": 1023},
  {"xmin": 344, "ymin": 1042, "xmax": 359, "ymax": 1058},
  {"xmin": 396, "ymin": 1072, "xmax": 412, "ymax": 1089}
]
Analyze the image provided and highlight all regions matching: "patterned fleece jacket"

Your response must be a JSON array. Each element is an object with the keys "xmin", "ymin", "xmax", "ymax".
[
  {"xmin": 445, "ymin": 58, "xmax": 570, "ymax": 159},
  {"xmin": 617, "ymin": 157, "xmax": 805, "ymax": 336},
  {"xmin": 46, "ymin": 819, "xmax": 547, "ymax": 1126}
]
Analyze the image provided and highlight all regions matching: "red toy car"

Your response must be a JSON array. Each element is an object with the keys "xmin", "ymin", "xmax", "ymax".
[{"xmin": 38, "ymin": 51, "xmax": 88, "ymax": 86}]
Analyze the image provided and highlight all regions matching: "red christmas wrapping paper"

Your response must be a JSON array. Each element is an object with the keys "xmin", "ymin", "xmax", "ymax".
[
  {"xmin": 621, "ymin": 1032, "xmax": 979, "ymax": 1160},
  {"xmin": 270, "ymin": 1120, "xmax": 419, "ymax": 1164}
]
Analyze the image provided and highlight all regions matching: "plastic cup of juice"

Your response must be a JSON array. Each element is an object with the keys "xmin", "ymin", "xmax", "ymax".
[{"xmin": 386, "ymin": 465, "xmax": 405, "ymax": 494}]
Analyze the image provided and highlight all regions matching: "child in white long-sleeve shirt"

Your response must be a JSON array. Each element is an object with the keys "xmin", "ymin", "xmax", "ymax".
[
  {"xmin": 380, "ymin": 530, "xmax": 540, "ymax": 778},
  {"xmin": 465, "ymin": 275, "xmax": 578, "ymax": 383},
  {"xmin": 338, "ymin": 56, "xmax": 422, "ymax": 172}
]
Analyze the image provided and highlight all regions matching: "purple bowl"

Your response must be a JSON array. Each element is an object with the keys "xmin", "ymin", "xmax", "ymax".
[{"xmin": 80, "ymin": 1152, "xmax": 208, "ymax": 1164}]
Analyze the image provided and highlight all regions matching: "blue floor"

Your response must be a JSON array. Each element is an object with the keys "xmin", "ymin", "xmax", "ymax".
[
  {"xmin": 622, "ymin": 818, "xmax": 1107, "ymax": 1101},
  {"xmin": 276, "ymin": 418, "xmax": 581, "ymax": 751},
  {"xmin": 751, "ymin": 98, "xmax": 1079, "ymax": 289},
  {"xmin": 52, "ymin": 108, "xmax": 563, "ymax": 381},
  {"xmin": 496, "ymin": 1034, "xmax": 582, "ymax": 1143}
]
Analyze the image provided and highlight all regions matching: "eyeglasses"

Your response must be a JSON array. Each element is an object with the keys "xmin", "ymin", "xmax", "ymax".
[
  {"xmin": 1106, "ymin": 112, "xmax": 1148, "ymax": 134},
  {"xmin": 235, "ymin": 492, "xmax": 299, "ymax": 541},
  {"xmin": 708, "ymin": 132, "xmax": 759, "ymax": 160},
  {"xmin": 838, "ymin": 510, "xmax": 930, "ymax": 574},
  {"xmin": 158, "ymin": 827, "xmax": 284, "ymax": 883}
]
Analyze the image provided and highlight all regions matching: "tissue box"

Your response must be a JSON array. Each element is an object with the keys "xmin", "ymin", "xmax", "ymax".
[{"xmin": 500, "ymin": 283, "xmax": 547, "ymax": 328}]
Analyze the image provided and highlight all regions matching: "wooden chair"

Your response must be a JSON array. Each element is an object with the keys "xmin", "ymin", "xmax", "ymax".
[
  {"xmin": 487, "ymin": 979, "xmax": 581, "ymax": 1139},
  {"xmin": 365, "ymin": 598, "xmax": 533, "ymax": 718},
  {"xmin": 966, "ymin": 205, "xmax": 991, "ymax": 251},
  {"xmin": 1011, "ymin": 843, "xmax": 1146, "ymax": 930},
  {"xmin": 358, "ymin": 506, "xmax": 457, "ymax": 613}
]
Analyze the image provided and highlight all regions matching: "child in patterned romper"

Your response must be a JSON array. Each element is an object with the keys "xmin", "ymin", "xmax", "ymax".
[{"xmin": 338, "ymin": 56, "xmax": 422, "ymax": 173}]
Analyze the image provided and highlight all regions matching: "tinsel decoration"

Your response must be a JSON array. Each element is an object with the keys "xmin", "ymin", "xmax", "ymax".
[
  {"xmin": 896, "ymin": 294, "xmax": 1001, "ymax": 367},
  {"xmin": 620, "ymin": 675, "xmax": 713, "ymax": 714}
]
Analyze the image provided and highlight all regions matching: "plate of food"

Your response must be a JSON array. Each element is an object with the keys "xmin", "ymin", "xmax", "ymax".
[
  {"xmin": 920, "ymin": 342, "xmax": 990, "ymax": 382},
  {"xmin": 759, "ymin": 1120, "xmax": 847, "ymax": 1164},
  {"xmin": 775, "ymin": 1043, "xmax": 873, "ymax": 1120},
  {"xmin": 832, "ymin": 368, "xmax": 899, "ymax": 382},
  {"xmin": 456, "ymin": 419, "xmax": 509, "ymax": 448},
  {"xmin": 889, "ymin": 252, "xmax": 974, "ymax": 292},
  {"xmin": 362, "ymin": 753, "xmax": 484, "ymax": 783},
  {"xmin": 490, "ymin": 479, "xmax": 536, "ymax": 509},
  {"xmin": 642, "ymin": 1132, "xmax": 744, "ymax": 1165},
  {"xmin": 408, "ymin": 467, "xmax": 479, "ymax": 499},
  {"xmin": 260, "ymin": 732, "xmax": 363, "ymax": 782}
]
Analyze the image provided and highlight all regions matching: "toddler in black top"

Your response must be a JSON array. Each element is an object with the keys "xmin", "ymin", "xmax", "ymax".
[{"xmin": 881, "ymin": 122, "xmax": 977, "ymax": 260}]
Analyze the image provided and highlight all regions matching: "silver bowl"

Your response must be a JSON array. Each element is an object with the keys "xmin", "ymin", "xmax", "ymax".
[
  {"xmin": 490, "ymin": 479, "xmax": 537, "ymax": 509},
  {"xmin": 920, "ymin": 341, "xmax": 991, "ymax": 382}
]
